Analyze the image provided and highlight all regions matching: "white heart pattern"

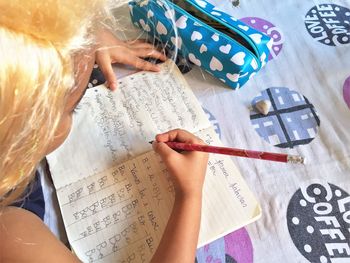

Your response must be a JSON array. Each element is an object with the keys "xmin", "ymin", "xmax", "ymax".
[
  {"xmin": 238, "ymin": 25, "xmax": 249, "ymax": 31},
  {"xmin": 226, "ymin": 73, "xmax": 240, "ymax": 82},
  {"xmin": 211, "ymin": 11, "xmax": 221, "ymax": 16},
  {"xmin": 147, "ymin": 10, "xmax": 154, "ymax": 18},
  {"xmin": 128, "ymin": 4, "xmax": 133, "ymax": 16},
  {"xmin": 209, "ymin": 57, "xmax": 223, "ymax": 71},
  {"xmin": 165, "ymin": 9, "xmax": 175, "ymax": 19},
  {"xmin": 212, "ymin": 33, "xmax": 220, "ymax": 41},
  {"xmin": 156, "ymin": 21, "xmax": 167, "ymax": 35},
  {"xmin": 188, "ymin": 53, "xmax": 201, "ymax": 66},
  {"xmin": 219, "ymin": 44, "xmax": 232, "ymax": 54},
  {"xmin": 250, "ymin": 33, "xmax": 262, "ymax": 44},
  {"xmin": 191, "ymin": 31, "xmax": 203, "ymax": 41},
  {"xmin": 195, "ymin": 0, "xmax": 207, "ymax": 8},
  {"xmin": 140, "ymin": 0, "xmax": 149, "ymax": 7},
  {"xmin": 250, "ymin": 59, "xmax": 258, "ymax": 70},
  {"xmin": 139, "ymin": 19, "xmax": 151, "ymax": 32},
  {"xmin": 171, "ymin": 36, "xmax": 182, "ymax": 49},
  {"xmin": 231, "ymin": 52, "xmax": 246, "ymax": 66},
  {"xmin": 260, "ymin": 53, "xmax": 267, "ymax": 67},
  {"xmin": 200, "ymin": 44, "xmax": 208, "ymax": 53},
  {"xmin": 176, "ymin": 15, "xmax": 188, "ymax": 29},
  {"xmin": 267, "ymin": 39, "xmax": 273, "ymax": 51}
]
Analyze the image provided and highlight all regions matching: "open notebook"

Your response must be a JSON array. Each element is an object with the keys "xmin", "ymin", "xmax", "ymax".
[{"xmin": 47, "ymin": 61, "xmax": 261, "ymax": 263}]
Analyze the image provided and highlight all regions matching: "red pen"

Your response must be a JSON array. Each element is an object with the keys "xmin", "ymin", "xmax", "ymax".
[{"xmin": 150, "ymin": 141, "xmax": 305, "ymax": 164}]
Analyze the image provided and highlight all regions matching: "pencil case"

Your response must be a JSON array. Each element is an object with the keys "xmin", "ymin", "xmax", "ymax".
[{"xmin": 128, "ymin": 0, "xmax": 272, "ymax": 89}]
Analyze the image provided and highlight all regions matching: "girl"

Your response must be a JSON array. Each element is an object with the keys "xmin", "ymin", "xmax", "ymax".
[{"xmin": 0, "ymin": 0, "xmax": 208, "ymax": 262}]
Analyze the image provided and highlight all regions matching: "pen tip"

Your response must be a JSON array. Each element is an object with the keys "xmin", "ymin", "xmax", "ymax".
[{"xmin": 149, "ymin": 141, "xmax": 154, "ymax": 144}]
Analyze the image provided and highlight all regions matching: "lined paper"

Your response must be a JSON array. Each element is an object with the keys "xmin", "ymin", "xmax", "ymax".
[{"xmin": 47, "ymin": 61, "xmax": 260, "ymax": 262}]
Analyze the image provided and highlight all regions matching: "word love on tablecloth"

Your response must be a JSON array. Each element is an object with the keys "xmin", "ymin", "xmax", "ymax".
[
  {"xmin": 287, "ymin": 183, "xmax": 350, "ymax": 263},
  {"xmin": 305, "ymin": 4, "xmax": 350, "ymax": 46}
]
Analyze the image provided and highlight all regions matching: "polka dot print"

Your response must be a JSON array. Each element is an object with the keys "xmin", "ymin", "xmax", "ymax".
[
  {"xmin": 304, "ymin": 4, "xmax": 350, "ymax": 46},
  {"xmin": 240, "ymin": 17, "xmax": 284, "ymax": 60},
  {"xmin": 250, "ymin": 87, "xmax": 320, "ymax": 148},
  {"xmin": 343, "ymin": 76, "xmax": 350, "ymax": 110},
  {"xmin": 129, "ymin": 0, "xmax": 272, "ymax": 89},
  {"xmin": 287, "ymin": 183, "xmax": 350, "ymax": 262}
]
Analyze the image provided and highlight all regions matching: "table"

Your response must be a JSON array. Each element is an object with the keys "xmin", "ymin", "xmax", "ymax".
[{"xmin": 43, "ymin": 1, "xmax": 350, "ymax": 262}]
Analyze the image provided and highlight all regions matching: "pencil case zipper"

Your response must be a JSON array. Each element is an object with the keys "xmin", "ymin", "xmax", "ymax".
[{"xmin": 167, "ymin": 0, "xmax": 261, "ymax": 68}]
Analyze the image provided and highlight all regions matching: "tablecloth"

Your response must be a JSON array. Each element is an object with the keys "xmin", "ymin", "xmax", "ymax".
[
  {"xmin": 42, "ymin": 1, "xmax": 350, "ymax": 262},
  {"xmin": 187, "ymin": 1, "xmax": 350, "ymax": 262}
]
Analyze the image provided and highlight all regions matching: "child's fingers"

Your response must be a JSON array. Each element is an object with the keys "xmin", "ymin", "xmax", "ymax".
[
  {"xmin": 126, "ymin": 39, "xmax": 150, "ymax": 45},
  {"xmin": 108, "ymin": 48, "xmax": 160, "ymax": 72},
  {"xmin": 96, "ymin": 51, "xmax": 118, "ymax": 91},
  {"xmin": 121, "ymin": 55, "xmax": 160, "ymax": 72},
  {"xmin": 152, "ymin": 141, "xmax": 178, "ymax": 160},
  {"xmin": 128, "ymin": 42, "xmax": 158, "ymax": 50},
  {"xmin": 155, "ymin": 130, "xmax": 208, "ymax": 161},
  {"xmin": 156, "ymin": 129, "xmax": 203, "ymax": 144},
  {"xmin": 129, "ymin": 42, "xmax": 165, "ymax": 52},
  {"xmin": 135, "ymin": 49, "xmax": 167, "ymax": 61}
]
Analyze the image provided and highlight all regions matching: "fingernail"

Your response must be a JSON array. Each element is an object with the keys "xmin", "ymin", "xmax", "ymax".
[{"xmin": 110, "ymin": 83, "xmax": 117, "ymax": 91}]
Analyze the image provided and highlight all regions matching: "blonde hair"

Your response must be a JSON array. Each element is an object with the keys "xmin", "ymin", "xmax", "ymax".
[{"xmin": 0, "ymin": 0, "xmax": 105, "ymax": 206}]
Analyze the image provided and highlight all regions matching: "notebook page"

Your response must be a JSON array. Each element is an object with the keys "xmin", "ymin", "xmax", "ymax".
[
  {"xmin": 194, "ymin": 127, "xmax": 261, "ymax": 247},
  {"xmin": 56, "ymin": 150, "xmax": 174, "ymax": 263},
  {"xmin": 47, "ymin": 60, "xmax": 261, "ymax": 262},
  {"xmin": 57, "ymin": 128, "xmax": 260, "ymax": 262},
  {"xmin": 56, "ymin": 126, "xmax": 260, "ymax": 262},
  {"xmin": 47, "ymin": 61, "xmax": 211, "ymax": 189}
]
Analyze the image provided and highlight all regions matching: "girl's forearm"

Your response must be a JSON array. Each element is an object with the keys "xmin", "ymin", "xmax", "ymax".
[{"xmin": 151, "ymin": 194, "xmax": 202, "ymax": 263}]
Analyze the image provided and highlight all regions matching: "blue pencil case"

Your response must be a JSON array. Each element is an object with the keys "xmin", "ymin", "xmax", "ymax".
[{"xmin": 128, "ymin": 0, "xmax": 272, "ymax": 89}]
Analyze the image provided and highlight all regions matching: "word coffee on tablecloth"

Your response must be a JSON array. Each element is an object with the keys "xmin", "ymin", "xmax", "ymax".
[
  {"xmin": 287, "ymin": 182, "xmax": 350, "ymax": 263},
  {"xmin": 304, "ymin": 4, "xmax": 350, "ymax": 46}
]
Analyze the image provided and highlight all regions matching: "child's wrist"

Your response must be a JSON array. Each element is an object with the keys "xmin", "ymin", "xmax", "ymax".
[{"xmin": 174, "ymin": 188, "xmax": 203, "ymax": 203}]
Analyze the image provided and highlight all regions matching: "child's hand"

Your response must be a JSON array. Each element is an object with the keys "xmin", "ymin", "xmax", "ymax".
[
  {"xmin": 95, "ymin": 29, "xmax": 167, "ymax": 90},
  {"xmin": 151, "ymin": 129, "xmax": 208, "ymax": 263},
  {"xmin": 152, "ymin": 129, "xmax": 209, "ymax": 199}
]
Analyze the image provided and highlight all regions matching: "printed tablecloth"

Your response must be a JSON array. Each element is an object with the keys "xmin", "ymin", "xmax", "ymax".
[
  {"xmin": 41, "ymin": 1, "xmax": 350, "ymax": 262},
  {"xmin": 186, "ymin": 1, "xmax": 350, "ymax": 262}
]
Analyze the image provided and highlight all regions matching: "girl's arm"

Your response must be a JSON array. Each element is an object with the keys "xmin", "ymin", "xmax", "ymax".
[
  {"xmin": 151, "ymin": 129, "xmax": 209, "ymax": 263},
  {"xmin": 0, "ymin": 129, "xmax": 208, "ymax": 263},
  {"xmin": 0, "ymin": 207, "xmax": 80, "ymax": 263},
  {"xmin": 150, "ymin": 193, "xmax": 203, "ymax": 263}
]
